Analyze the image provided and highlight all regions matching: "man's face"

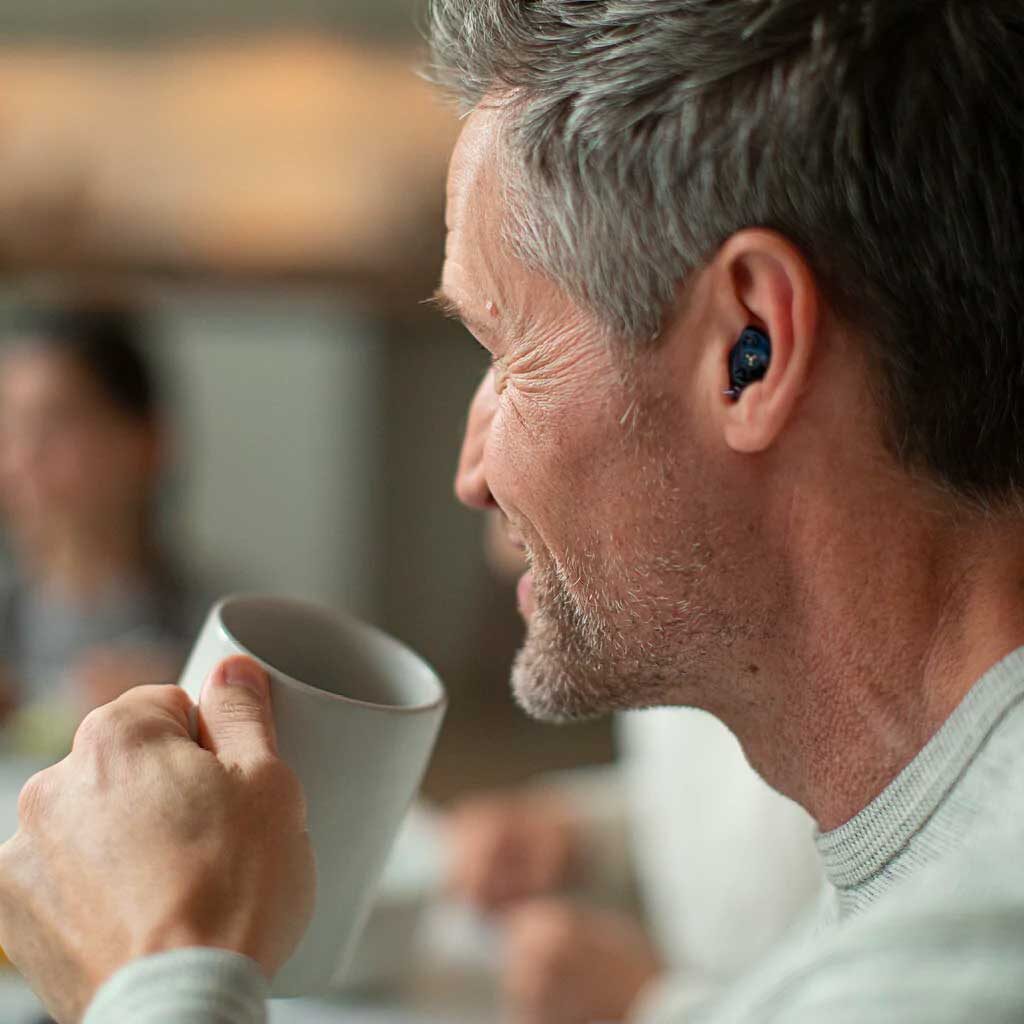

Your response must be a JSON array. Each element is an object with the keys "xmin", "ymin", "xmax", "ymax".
[{"xmin": 444, "ymin": 106, "xmax": 762, "ymax": 722}]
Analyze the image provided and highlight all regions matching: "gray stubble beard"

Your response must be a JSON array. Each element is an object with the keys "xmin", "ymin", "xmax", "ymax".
[
  {"xmin": 508, "ymin": 376, "xmax": 753, "ymax": 724},
  {"xmin": 510, "ymin": 538, "xmax": 718, "ymax": 723}
]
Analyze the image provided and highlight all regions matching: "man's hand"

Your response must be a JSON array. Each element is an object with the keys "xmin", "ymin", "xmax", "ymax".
[
  {"xmin": 502, "ymin": 900, "xmax": 662, "ymax": 1024},
  {"xmin": 0, "ymin": 656, "xmax": 314, "ymax": 1024},
  {"xmin": 446, "ymin": 790, "xmax": 582, "ymax": 911}
]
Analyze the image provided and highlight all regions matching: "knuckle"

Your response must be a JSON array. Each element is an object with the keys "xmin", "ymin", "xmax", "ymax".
[
  {"xmin": 134, "ymin": 683, "xmax": 193, "ymax": 716},
  {"xmin": 16, "ymin": 770, "xmax": 50, "ymax": 828},
  {"xmin": 72, "ymin": 705, "xmax": 113, "ymax": 751},
  {"xmin": 213, "ymin": 695, "xmax": 265, "ymax": 723},
  {"xmin": 206, "ymin": 696, "xmax": 271, "ymax": 747},
  {"xmin": 75, "ymin": 699, "xmax": 155, "ymax": 755},
  {"xmin": 166, "ymin": 683, "xmax": 195, "ymax": 715}
]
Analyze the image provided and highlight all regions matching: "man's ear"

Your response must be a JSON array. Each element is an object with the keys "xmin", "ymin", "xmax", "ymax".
[{"xmin": 708, "ymin": 230, "xmax": 820, "ymax": 454}]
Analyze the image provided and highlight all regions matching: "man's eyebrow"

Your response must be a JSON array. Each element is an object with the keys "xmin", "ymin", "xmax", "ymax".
[
  {"xmin": 426, "ymin": 288, "xmax": 463, "ymax": 321},
  {"xmin": 425, "ymin": 288, "xmax": 494, "ymax": 336}
]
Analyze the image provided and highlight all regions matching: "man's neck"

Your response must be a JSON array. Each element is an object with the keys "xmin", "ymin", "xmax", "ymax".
[{"xmin": 736, "ymin": 506, "xmax": 1024, "ymax": 831}]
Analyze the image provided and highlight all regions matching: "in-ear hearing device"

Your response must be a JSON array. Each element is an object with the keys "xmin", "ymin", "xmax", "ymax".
[{"xmin": 724, "ymin": 326, "xmax": 771, "ymax": 401}]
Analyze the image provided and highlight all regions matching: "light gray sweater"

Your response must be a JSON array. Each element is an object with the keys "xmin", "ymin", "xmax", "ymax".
[{"xmin": 84, "ymin": 648, "xmax": 1024, "ymax": 1024}]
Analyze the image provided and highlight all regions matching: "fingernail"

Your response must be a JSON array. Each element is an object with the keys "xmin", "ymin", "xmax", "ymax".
[{"xmin": 220, "ymin": 658, "xmax": 267, "ymax": 694}]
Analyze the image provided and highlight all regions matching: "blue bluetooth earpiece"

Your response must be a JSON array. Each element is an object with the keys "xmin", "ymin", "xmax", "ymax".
[{"xmin": 724, "ymin": 326, "xmax": 771, "ymax": 400}]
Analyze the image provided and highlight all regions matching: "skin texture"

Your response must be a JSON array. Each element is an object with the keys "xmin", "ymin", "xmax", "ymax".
[
  {"xmin": 446, "ymin": 107, "xmax": 804, "ymax": 729},
  {"xmin": 448, "ymin": 101, "xmax": 1024, "ymax": 833},
  {"xmin": 0, "ymin": 658, "xmax": 314, "ymax": 1023}
]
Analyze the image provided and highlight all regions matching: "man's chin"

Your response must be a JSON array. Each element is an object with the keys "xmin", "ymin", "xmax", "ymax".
[{"xmin": 509, "ymin": 640, "xmax": 608, "ymax": 724}]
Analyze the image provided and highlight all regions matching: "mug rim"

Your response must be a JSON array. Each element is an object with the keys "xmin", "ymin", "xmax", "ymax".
[{"xmin": 213, "ymin": 593, "xmax": 447, "ymax": 715}]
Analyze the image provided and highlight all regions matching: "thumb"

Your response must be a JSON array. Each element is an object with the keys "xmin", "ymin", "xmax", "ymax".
[{"xmin": 198, "ymin": 655, "xmax": 279, "ymax": 766}]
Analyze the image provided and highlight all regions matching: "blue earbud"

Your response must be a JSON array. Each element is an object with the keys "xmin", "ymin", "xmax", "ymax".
[{"xmin": 724, "ymin": 326, "xmax": 771, "ymax": 400}]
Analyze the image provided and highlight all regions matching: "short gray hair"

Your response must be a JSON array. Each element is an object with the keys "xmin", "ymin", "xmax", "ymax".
[{"xmin": 428, "ymin": 0, "xmax": 1024, "ymax": 506}]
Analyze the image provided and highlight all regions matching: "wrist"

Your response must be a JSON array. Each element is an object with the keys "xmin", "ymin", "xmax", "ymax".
[{"xmin": 84, "ymin": 948, "xmax": 268, "ymax": 1024}]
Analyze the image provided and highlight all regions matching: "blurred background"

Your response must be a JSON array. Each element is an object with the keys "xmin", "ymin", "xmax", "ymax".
[
  {"xmin": 0, "ymin": 0, "xmax": 613, "ymax": 799},
  {"xmin": 0, "ymin": 8, "xmax": 830, "ymax": 1024}
]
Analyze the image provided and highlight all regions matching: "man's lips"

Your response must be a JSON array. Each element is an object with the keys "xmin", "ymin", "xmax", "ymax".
[
  {"xmin": 506, "ymin": 528, "xmax": 528, "ymax": 553},
  {"xmin": 517, "ymin": 570, "xmax": 536, "ymax": 618}
]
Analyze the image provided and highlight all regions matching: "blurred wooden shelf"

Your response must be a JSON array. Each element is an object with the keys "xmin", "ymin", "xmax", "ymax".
[{"xmin": 0, "ymin": 36, "xmax": 458, "ymax": 300}]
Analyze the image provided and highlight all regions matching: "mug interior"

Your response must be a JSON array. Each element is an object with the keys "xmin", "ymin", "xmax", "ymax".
[{"xmin": 220, "ymin": 597, "xmax": 443, "ymax": 710}]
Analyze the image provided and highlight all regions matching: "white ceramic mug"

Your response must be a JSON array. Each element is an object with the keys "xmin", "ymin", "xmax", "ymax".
[{"xmin": 177, "ymin": 594, "xmax": 447, "ymax": 997}]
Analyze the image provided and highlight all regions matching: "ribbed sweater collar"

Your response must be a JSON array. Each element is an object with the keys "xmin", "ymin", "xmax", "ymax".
[{"xmin": 815, "ymin": 645, "xmax": 1024, "ymax": 892}]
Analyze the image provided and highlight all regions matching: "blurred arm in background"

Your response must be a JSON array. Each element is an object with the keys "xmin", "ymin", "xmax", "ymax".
[{"xmin": 445, "ymin": 512, "xmax": 824, "ymax": 1024}]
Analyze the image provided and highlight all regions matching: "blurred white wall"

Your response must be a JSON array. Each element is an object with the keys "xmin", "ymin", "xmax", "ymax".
[{"xmin": 153, "ymin": 293, "xmax": 384, "ymax": 619}]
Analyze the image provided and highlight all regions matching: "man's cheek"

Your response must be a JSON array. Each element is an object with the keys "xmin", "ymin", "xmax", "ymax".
[{"xmin": 486, "ymin": 409, "xmax": 553, "ymax": 503}]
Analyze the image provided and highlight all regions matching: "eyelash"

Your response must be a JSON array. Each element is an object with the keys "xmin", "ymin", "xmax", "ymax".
[
  {"xmin": 465, "ymin": 328, "xmax": 506, "ymax": 387},
  {"xmin": 475, "ymin": 337, "xmax": 500, "ymax": 368}
]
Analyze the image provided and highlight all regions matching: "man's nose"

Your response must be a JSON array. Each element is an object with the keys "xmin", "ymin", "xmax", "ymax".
[{"xmin": 455, "ymin": 369, "xmax": 498, "ymax": 510}]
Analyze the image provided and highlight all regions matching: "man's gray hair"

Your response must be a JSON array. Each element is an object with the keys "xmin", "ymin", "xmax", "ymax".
[{"xmin": 428, "ymin": 0, "xmax": 1024, "ymax": 506}]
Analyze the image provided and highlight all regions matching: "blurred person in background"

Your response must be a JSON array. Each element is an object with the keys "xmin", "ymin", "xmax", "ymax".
[
  {"xmin": 0, "ymin": 305, "xmax": 197, "ymax": 758},
  {"xmin": 4, "ymin": 4, "xmax": 1024, "ymax": 1024},
  {"xmin": 447, "ymin": 511, "xmax": 823, "ymax": 1023}
]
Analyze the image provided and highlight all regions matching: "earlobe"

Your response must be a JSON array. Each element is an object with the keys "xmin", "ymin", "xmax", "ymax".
[{"xmin": 723, "ymin": 375, "xmax": 775, "ymax": 454}]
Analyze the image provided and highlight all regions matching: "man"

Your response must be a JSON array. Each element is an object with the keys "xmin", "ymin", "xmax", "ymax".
[{"xmin": 2, "ymin": 1, "xmax": 1023, "ymax": 1022}]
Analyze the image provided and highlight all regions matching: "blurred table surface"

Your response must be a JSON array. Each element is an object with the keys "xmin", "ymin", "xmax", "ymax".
[{"xmin": 0, "ymin": 760, "xmax": 503, "ymax": 1024}]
